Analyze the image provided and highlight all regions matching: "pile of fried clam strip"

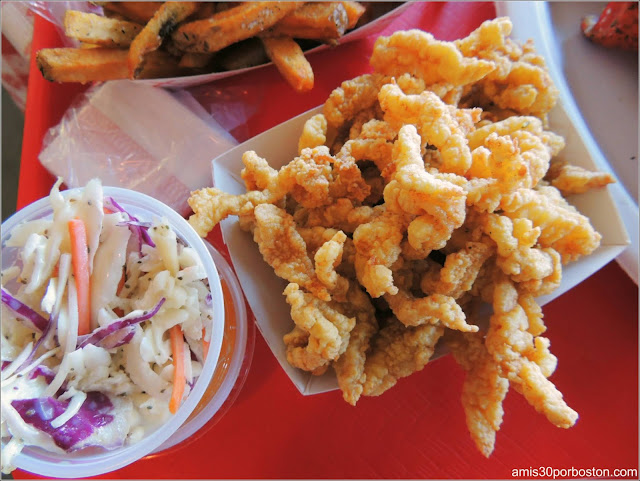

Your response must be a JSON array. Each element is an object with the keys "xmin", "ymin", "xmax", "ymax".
[
  {"xmin": 188, "ymin": 17, "xmax": 615, "ymax": 457},
  {"xmin": 1, "ymin": 179, "xmax": 214, "ymax": 474}
]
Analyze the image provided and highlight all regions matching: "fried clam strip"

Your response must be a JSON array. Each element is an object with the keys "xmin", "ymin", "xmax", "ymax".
[
  {"xmin": 353, "ymin": 207, "xmax": 408, "ymax": 298},
  {"xmin": 323, "ymin": 73, "xmax": 387, "ymax": 130},
  {"xmin": 294, "ymin": 199, "xmax": 381, "ymax": 234},
  {"xmin": 330, "ymin": 146, "xmax": 372, "ymax": 203},
  {"xmin": 421, "ymin": 241, "xmax": 495, "ymax": 299},
  {"xmin": 485, "ymin": 275, "xmax": 578, "ymax": 429},
  {"xmin": 370, "ymin": 29, "xmax": 495, "ymax": 89},
  {"xmin": 456, "ymin": 18, "xmax": 559, "ymax": 118},
  {"xmin": 379, "ymin": 83, "xmax": 474, "ymax": 176},
  {"xmin": 482, "ymin": 213, "xmax": 562, "ymax": 296},
  {"xmin": 314, "ymin": 230, "xmax": 350, "ymax": 299},
  {"xmin": 171, "ymin": 2, "xmax": 301, "ymax": 54},
  {"xmin": 384, "ymin": 287, "xmax": 476, "ymax": 332},
  {"xmin": 383, "ymin": 125, "xmax": 467, "ymax": 257},
  {"xmin": 499, "ymin": 185, "xmax": 601, "ymax": 264},
  {"xmin": 447, "ymin": 331, "xmax": 509, "ymax": 458},
  {"xmin": 545, "ymin": 161, "xmax": 616, "ymax": 196},
  {"xmin": 333, "ymin": 281, "xmax": 379, "ymax": 405},
  {"xmin": 466, "ymin": 136, "xmax": 547, "ymax": 214},
  {"xmin": 361, "ymin": 318, "xmax": 445, "ymax": 397},
  {"xmin": 128, "ymin": 2, "xmax": 199, "ymax": 78},
  {"xmin": 188, "ymin": 147, "xmax": 339, "ymax": 236},
  {"xmin": 298, "ymin": 113, "xmax": 328, "ymax": 154},
  {"xmin": 253, "ymin": 204, "xmax": 330, "ymax": 301},
  {"xmin": 283, "ymin": 283, "xmax": 356, "ymax": 375},
  {"xmin": 467, "ymin": 115, "xmax": 565, "ymax": 155}
]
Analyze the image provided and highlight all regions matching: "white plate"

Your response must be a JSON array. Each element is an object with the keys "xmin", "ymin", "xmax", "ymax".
[{"xmin": 496, "ymin": 1, "xmax": 638, "ymax": 283}]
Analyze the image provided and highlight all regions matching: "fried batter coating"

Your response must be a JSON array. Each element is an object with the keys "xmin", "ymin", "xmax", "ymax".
[
  {"xmin": 379, "ymin": 83, "xmax": 473, "ymax": 175},
  {"xmin": 447, "ymin": 331, "xmax": 509, "ymax": 458},
  {"xmin": 253, "ymin": 204, "xmax": 330, "ymax": 301},
  {"xmin": 283, "ymin": 283, "xmax": 356, "ymax": 372},
  {"xmin": 371, "ymin": 29, "xmax": 495, "ymax": 88},
  {"xmin": 500, "ymin": 186, "xmax": 601, "ymax": 263},
  {"xmin": 385, "ymin": 288, "xmax": 476, "ymax": 332},
  {"xmin": 546, "ymin": 161, "xmax": 616, "ymax": 195},
  {"xmin": 362, "ymin": 318, "xmax": 444, "ymax": 397},
  {"xmin": 323, "ymin": 73, "xmax": 386, "ymax": 130},
  {"xmin": 314, "ymin": 230, "xmax": 350, "ymax": 299},
  {"xmin": 333, "ymin": 282, "xmax": 379, "ymax": 405},
  {"xmin": 283, "ymin": 146, "xmax": 334, "ymax": 208},
  {"xmin": 456, "ymin": 17, "xmax": 560, "ymax": 118},
  {"xmin": 467, "ymin": 115, "xmax": 565, "ymax": 155},
  {"xmin": 383, "ymin": 125, "xmax": 467, "ymax": 255},
  {"xmin": 483, "ymin": 214, "xmax": 561, "ymax": 294},
  {"xmin": 298, "ymin": 113, "xmax": 328, "ymax": 153},
  {"xmin": 353, "ymin": 208, "xmax": 407, "ymax": 298},
  {"xmin": 294, "ymin": 199, "xmax": 381, "ymax": 233},
  {"xmin": 421, "ymin": 241, "xmax": 494, "ymax": 299},
  {"xmin": 485, "ymin": 276, "xmax": 578, "ymax": 429}
]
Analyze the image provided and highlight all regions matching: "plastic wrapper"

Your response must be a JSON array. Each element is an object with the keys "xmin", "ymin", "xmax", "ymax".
[{"xmin": 39, "ymin": 80, "xmax": 238, "ymax": 215}]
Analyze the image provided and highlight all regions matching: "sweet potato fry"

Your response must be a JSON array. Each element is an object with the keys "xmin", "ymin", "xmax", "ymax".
[
  {"xmin": 260, "ymin": 35, "xmax": 314, "ymax": 92},
  {"xmin": 268, "ymin": 2, "xmax": 349, "ymax": 40},
  {"xmin": 36, "ymin": 47, "xmax": 129, "ymax": 83},
  {"xmin": 341, "ymin": 1, "xmax": 367, "ymax": 29},
  {"xmin": 97, "ymin": 2, "xmax": 164, "ymax": 24},
  {"xmin": 64, "ymin": 10, "xmax": 142, "ymax": 48},
  {"xmin": 128, "ymin": 1, "xmax": 199, "ymax": 78},
  {"xmin": 171, "ymin": 2, "xmax": 301, "ymax": 53}
]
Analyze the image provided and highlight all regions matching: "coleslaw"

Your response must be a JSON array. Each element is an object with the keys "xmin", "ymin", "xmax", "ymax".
[{"xmin": 1, "ymin": 179, "xmax": 215, "ymax": 474}]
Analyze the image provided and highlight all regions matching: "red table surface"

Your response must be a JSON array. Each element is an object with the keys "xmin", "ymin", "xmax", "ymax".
[{"xmin": 12, "ymin": 2, "xmax": 638, "ymax": 479}]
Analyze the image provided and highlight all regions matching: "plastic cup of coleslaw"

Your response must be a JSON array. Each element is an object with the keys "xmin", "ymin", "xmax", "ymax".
[{"xmin": 1, "ymin": 186, "xmax": 226, "ymax": 478}]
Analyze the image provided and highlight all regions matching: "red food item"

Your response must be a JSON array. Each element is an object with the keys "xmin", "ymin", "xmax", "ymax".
[{"xmin": 581, "ymin": 2, "xmax": 638, "ymax": 51}]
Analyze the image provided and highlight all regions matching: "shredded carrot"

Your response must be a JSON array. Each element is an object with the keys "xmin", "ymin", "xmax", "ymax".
[
  {"xmin": 169, "ymin": 325, "xmax": 186, "ymax": 414},
  {"xmin": 68, "ymin": 218, "xmax": 91, "ymax": 336},
  {"xmin": 202, "ymin": 327, "xmax": 210, "ymax": 361}
]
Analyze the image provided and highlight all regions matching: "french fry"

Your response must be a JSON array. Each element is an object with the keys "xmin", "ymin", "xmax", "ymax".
[
  {"xmin": 267, "ymin": 2, "xmax": 349, "ymax": 40},
  {"xmin": 172, "ymin": 2, "xmax": 301, "ymax": 53},
  {"xmin": 341, "ymin": 1, "xmax": 367, "ymax": 29},
  {"xmin": 37, "ymin": 47, "xmax": 187, "ymax": 83},
  {"xmin": 260, "ymin": 35, "xmax": 314, "ymax": 92},
  {"xmin": 128, "ymin": 1, "xmax": 199, "ymax": 78},
  {"xmin": 138, "ymin": 50, "xmax": 188, "ymax": 79},
  {"xmin": 215, "ymin": 37, "xmax": 269, "ymax": 71},
  {"xmin": 36, "ymin": 47, "xmax": 130, "ymax": 83},
  {"xmin": 178, "ymin": 52, "xmax": 215, "ymax": 69},
  {"xmin": 64, "ymin": 10, "xmax": 142, "ymax": 48},
  {"xmin": 96, "ymin": 2, "xmax": 164, "ymax": 24}
]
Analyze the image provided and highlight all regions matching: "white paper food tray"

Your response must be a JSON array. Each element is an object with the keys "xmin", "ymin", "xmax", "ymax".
[{"xmin": 211, "ymin": 102, "xmax": 629, "ymax": 396}]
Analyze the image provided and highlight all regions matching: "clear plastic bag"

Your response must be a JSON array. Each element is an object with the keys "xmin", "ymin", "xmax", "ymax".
[{"xmin": 39, "ymin": 80, "xmax": 238, "ymax": 215}]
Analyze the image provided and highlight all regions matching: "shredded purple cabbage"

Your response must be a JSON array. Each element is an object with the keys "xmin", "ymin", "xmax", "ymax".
[
  {"xmin": 1, "ymin": 287, "xmax": 48, "ymax": 332},
  {"xmin": 11, "ymin": 392, "xmax": 114, "ymax": 451},
  {"xmin": 1, "ymin": 360, "xmax": 10, "ymax": 370},
  {"xmin": 103, "ymin": 196, "xmax": 155, "ymax": 253},
  {"xmin": 76, "ymin": 298, "xmax": 165, "ymax": 349},
  {"xmin": 29, "ymin": 365, "xmax": 57, "ymax": 384}
]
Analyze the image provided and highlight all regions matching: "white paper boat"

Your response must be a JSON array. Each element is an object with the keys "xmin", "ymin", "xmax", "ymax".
[{"xmin": 212, "ymin": 101, "xmax": 629, "ymax": 396}]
